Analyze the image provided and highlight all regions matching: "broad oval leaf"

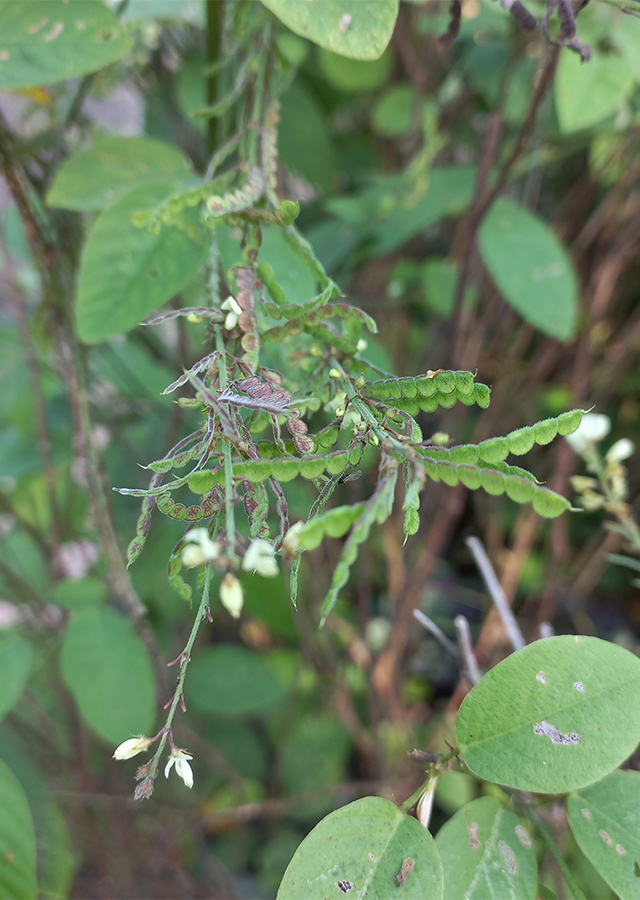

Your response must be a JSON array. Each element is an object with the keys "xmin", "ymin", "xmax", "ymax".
[
  {"xmin": 456, "ymin": 635, "xmax": 640, "ymax": 794},
  {"xmin": 567, "ymin": 769, "xmax": 640, "ymax": 900},
  {"xmin": 555, "ymin": 45, "xmax": 635, "ymax": 134},
  {"xmin": 435, "ymin": 797, "xmax": 538, "ymax": 900},
  {"xmin": 277, "ymin": 796, "xmax": 443, "ymax": 900},
  {"xmin": 60, "ymin": 606, "xmax": 156, "ymax": 744},
  {"xmin": 0, "ymin": 630, "xmax": 34, "ymax": 722},
  {"xmin": 261, "ymin": 0, "xmax": 398, "ymax": 60},
  {"xmin": 479, "ymin": 200, "xmax": 578, "ymax": 342},
  {"xmin": 0, "ymin": 759, "xmax": 36, "ymax": 900},
  {"xmin": 76, "ymin": 183, "xmax": 209, "ymax": 344},
  {"xmin": 186, "ymin": 645, "xmax": 288, "ymax": 715},
  {"xmin": 0, "ymin": 1, "xmax": 131, "ymax": 90},
  {"xmin": 47, "ymin": 137, "xmax": 192, "ymax": 211}
]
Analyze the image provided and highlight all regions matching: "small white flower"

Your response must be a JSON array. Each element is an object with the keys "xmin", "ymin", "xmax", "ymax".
[
  {"xmin": 242, "ymin": 538, "xmax": 279, "ymax": 578},
  {"xmin": 221, "ymin": 296, "xmax": 242, "ymax": 331},
  {"xmin": 220, "ymin": 573, "xmax": 244, "ymax": 618},
  {"xmin": 416, "ymin": 777, "xmax": 437, "ymax": 829},
  {"xmin": 164, "ymin": 748, "xmax": 194, "ymax": 788},
  {"xmin": 181, "ymin": 528, "xmax": 220, "ymax": 568},
  {"xmin": 282, "ymin": 521, "xmax": 304, "ymax": 559},
  {"xmin": 565, "ymin": 413, "xmax": 611, "ymax": 455},
  {"xmin": 606, "ymin": 438, "xmax": 634, "ymax": 463},
  {"xmin": 113, "ymin": 736, "xmax": 153, "ymax": 760}
]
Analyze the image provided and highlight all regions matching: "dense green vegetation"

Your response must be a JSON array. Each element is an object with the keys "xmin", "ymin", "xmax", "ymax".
[{"xmin": 1, "ymin": 1, "xmax": 640, "ymax": 897}]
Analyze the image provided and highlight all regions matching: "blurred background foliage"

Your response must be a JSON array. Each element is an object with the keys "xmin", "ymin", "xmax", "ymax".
[{"xmin": 1, "ymin": 0, "xmax": 640, "ymax": 897}]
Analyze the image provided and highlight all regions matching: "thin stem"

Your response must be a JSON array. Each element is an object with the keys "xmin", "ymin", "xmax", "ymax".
[
  {"xmin": 454, "ymin": 615, "xmax": 481, "ymax": 685},
  {"xmin": 214, "ymin": 324, "xmax": 237, "ymax": 558},
  {"xmin": 400, "ymin": 747, "xmax": 458, "ymax": 812},
  {"xmin": 466, "ymin": 536, "xmax": 526, "ymax": 652},
  {"xmin": 413, "ymin": 609, "xmax": 461, "ymax": 662},
  {"xmin": 528, "ymin": 806, "xmax": 587, "ymax": 900},
  {"xmin": 142, "ymin": 565, "xmax": 213, "ymax": 788}
]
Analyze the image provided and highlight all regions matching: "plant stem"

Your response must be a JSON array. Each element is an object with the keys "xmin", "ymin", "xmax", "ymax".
[
  {"xmin": 214, "ymin": 324, "xmax": 237, "ymax": 558},
  {"xmin": 144, "ymin": 565, "xmax": 213, "ymax": 784},
  {"xmin": 400, "ymin": 748, "xmax": 458, "ymax": 812},
  {"xmin": 529, "ymin": 807, "xmax": 587, "ymax": 900}
]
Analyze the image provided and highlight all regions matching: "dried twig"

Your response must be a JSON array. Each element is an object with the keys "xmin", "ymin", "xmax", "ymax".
[
  {"xmin": 454, "ymin": 615, "xmax": 481, "ymax": 685},
  {"xmin": 413, "ymin": 609, "xmax": 461, "ymax": 662},
  {"xmin": 466, "ymin": 536, "xmax": 526, "ymax": 652}
]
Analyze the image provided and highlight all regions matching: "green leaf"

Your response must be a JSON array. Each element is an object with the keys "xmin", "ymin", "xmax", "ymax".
[
  {"xmin": 0, "ymin": 631, "xmax": 34, "ymax": 723},
  {"xmin": 479, "ymin": 200, "xmax": 578, "ymax": 342},
  {"xmin": 567, "ymin": 769, "xmax": 640, "ymax": 900},
  {"xmin": 280, "ymin": 716, "xmax": 351, "ymax": 814},
  {"xmin": 261, "ymin": 0, "xmax": 398, "ymax": 60},
  {"xmin": 60, "ymin": 607, "xmax": 156, "ymax": 744},
  {"xmin": 435, "ymin": 797, "xmax": 538, "ymax": 900},
  {"xmin": 318, "ymin": 47, "xmax": 391, "ymax": 92},
  {"xmin": 185, "ymin": 645, "xmax": 288, "ymax": 715},
  {"xmin": 0, "ymin": 758, "xmax": 36, "ymax": 900},
  {"xmin": 0, "ymin": 0, "xmax": 131, "ymax": 90},
  {"xmin": 76, "ymin": 183, "xmax": 209, "ymax": 344},
  {"xmin": 555, "ymin": 44, "xmax": 635, "ymax": 134},
  {"xmin": 47, "ymin": 137, "xmax": 192, "ymax": 211},
  {"xmin": 372, "ymin": 84, "xmax": 417, "ymax": 137},
  {"xmin": 456, "ymin": 635, "xmax": 640, "ymax": 794},
  {"xmin": 277, "ymin": 796, "xmax": 443, "ymax": 899}
]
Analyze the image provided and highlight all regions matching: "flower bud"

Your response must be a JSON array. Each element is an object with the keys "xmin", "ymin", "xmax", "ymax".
[
  {"xmin": 416, "ymin": 777, "xmax": 437, "ymax": 829},
  {"xmin": 186, "ymin": 314, "xmax": 204, "ymax": 324},
  {"xmin": 242, "ymin": 538, "xmax": 279, "ymax": 578},
  {"xmin": 283, "ymin": 521, "xmax": 304, "ymax": 559},
  {"xmin": 565, "ymin": 413, "xmax": 611, "ymax": 454},
  {"xmin": 113, "ymin": 736, "xmax": 153, "ymax": 760},
  {"xmin": 329, "ymin": 368, "xmax": 342, "ymax": 379},
  {"xmin": 606, "ymin": 438, "xmax": 634, "ymax": 463},
  {"xmin": 181, "ymin": 528, "xmax": 220, "ymax": 568},
  {"xmin": 220, "ymin": 573, "xmax": 244, "ymax": 618}
]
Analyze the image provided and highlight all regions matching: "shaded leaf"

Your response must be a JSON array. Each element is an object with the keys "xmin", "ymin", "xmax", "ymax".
[
  {"xmin": 0, "ymin": 0, "xmax": 131, "ymax": 90},
  {"xmin": 76, "ymin": 183, "xmax": 209, "ymax": 344},
  {"xmin": 60, "ymin": 607, "xmax": 156, "ymax": 744},
  {"xmin": 435, "ymin": 797, "xmax": 538, "ymax": 899},
  {"xmin": 456, "ymin": 635, "xmax": 640, "ymax": 793},
  {"xmin": 277, "ymin": 796, "xmax": 443, "ymax": 899},
  {"xmin": 0, "ymin": 631, "xmax": 34, "ymax": 723},
  {"xmin": 186, "ymin": 645, "xmax": 288, "ymax": 715},
  {"xmin": 568, "ymin": 769, "xmax": 640, "ymax": 900},
  {"xmin": 479, "ymin": 200, "xmax": 578, "ymax": 342},
  {"xmin": 47, "ymin": 137, "xmax": 192, "ymax": 211},
  {"xmin": 0, "ymin": 758, "xmax": 36, "ymax": 900},
  {"xmin": 261, "ymin": 0, "xmax": 398, "ymax": 61},
  {"xmin": 555, "ymin": 43, "xmax": 635, "ymax": 134}
]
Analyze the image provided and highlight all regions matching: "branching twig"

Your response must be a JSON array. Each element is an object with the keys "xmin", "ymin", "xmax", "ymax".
[
  {"xmin": 413, "ymin": 609, "xmax": 461, "ymax": 662},
  {"xmin": 466, "ymin": 536, "xmax": 526, "ymax": 652},
  {"xmin": 454, "ymin": 615, "xmax": 481, "ymax": 685}
]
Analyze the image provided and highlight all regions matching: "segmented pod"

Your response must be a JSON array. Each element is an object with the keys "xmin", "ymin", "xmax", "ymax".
[{"xmin": 478, "ymin": 437, "xmax": 510, "ymax": 465}]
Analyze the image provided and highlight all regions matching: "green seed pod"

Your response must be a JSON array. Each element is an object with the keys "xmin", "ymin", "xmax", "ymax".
[
  {"xmin": 533, "ymin": 417, "xmax": 559, "ymax": 445},
  {"xmin": 478, "ymin": 437, "xmax": 509, "ymax": 464},
  {"xmin": 422, "ymin": 460, "xmax": 441, "ymax": 482},
  {"xmin": 419, "ymin": 396, "xmax": 439, "ymax": 414},
  {"xmin": 404, "ymin": 507, "xmax": 420, "ymax": 536},
  {"xmin": 557, "ymin": 409, "xmax": 584, "ymax": 436},
  {"xmin": 365, "ymin": 382, "xmax": 389, "ymax": 400},
  {"xmin": 509, "ymin": 464, "xmax": 537, "ymax": 482},
  {"xmin": 455, "ymin": 371, "xmax": 475, "ymax": 395},
  {"xmin": 267, "ymin": 283, "xmax": 285, "ymax": 304},
  {"xmin": 300, "ymin": 519, "xmax": 325, "ymax": 551},
  {"xmin": 299, "ymin": 458, "xmax": 326, "ymax": 479},
  {"xmin": 276, "ymin": 199, "xmax": 300, "ymax": 226},
  {"xmin": 507, "ymin": 426, "xmax": 535, "ymax": 456},
  {"xmin": 450, "ymin": 444, "xmax": 480, "ymax": 465},
  {"xmin": 429, "ymin": 448, "xmax": 452, "ymax": 463},
  {"xmin": 472, "ymin": 383, "xmax": 491, "ymax": 409},
  {"xmin": 324, "ymin": 507, "xmax": 355, "ymax": 538},
  {"xmin": 439, "ymin": 464, "xmax": 460, "ymax": 487},
  {"xmin": 505, "ymin": 477, "xmax": 537, "ymax": 504},
  {"xmin": 349, "ymin": 444, "xmax": 364, "ymax": 465},
  {"xmin": 395, "ymin": 398, "xmax": 420, "ymax": 416},
  {"xmin": 436, "ymin": 391, "xmax": 458, "ymax": 409},
  {"xmin": 480, "ymin": 469, "xmax": 507, "ymax": 496},
  {"xmin": 400, "ymin": 378, "xmax": 418, "ymax": 399},
  {"xmin": 410, "ymin": 421, "xmax": 423, "ymax": 442},
  {"xmin": 188, "ymin": 470, "xmax": 217, "ymax": 494},
  {"xmin": 435, "ymin": 370, "xmax": 457, "ymax": 394},
  {"xmin": 458, "ymin": 466, "xmax": 482, "ymax": 490},
  {"xmin": 270, "ymin": 459, "xmax": 300, "ymax": 482},
  {"xmin": 456, "ymin": 392, "xmax": 477, "ymax": 407},
  {"xmin": 532, "ymin": 488, "xmax": 571, "ymax": 518},
  {"xmin": 317, "ymin": 426, "xmax": 340, "ymax": 448},
  {"xmin": 326, "ymin": 452, "xmax": 348, "ymax": 475},
  {"xmin": 243, "ymin": 460, "xmax": 273, "ymax": 482},
  {"xmin": 416, "ymin": 376, "xmax": 438, "ymax": 398},
  {"xmin": 387, "ymin": 379, "xmax": 402, "ymax": 400}
]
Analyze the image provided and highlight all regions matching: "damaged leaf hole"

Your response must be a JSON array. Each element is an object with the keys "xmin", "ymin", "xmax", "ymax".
[
  {"xmin": 536, "ymin": 670, "xmax": 546, "ymax": 684},
  {"xmin": 468, "ymin": 822, "xmax": 480, "ymax": 850},
  {"xmin": 498, "ymin": 841, "xmax": 518, "ymax": 876},
  {"xmin": 515, "ymin": 824, "xmax": 532, "ymax": 847},
  {"xmin": 581, "ymin": 808, "xmax": 592, "ymax": 821},
  {"xmin": 534, "ymin": 720, "xmax": 581, "ymax": 745},
  {"xmin": 599, "ymin": 830, "xmax": 613, "ymax": 846},
  {"xmin": 337, "ymin": 880, "xmax": 353, "ymax": 894},
  {"xmin": 395, "ymin": 857, "xmax": 415, "ymax": 887},
  {"xmin": 574, "ymin": 681, "xmax": 584, "ymax": 691}
]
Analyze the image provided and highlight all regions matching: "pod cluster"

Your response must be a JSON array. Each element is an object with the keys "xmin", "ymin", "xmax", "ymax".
[{"xmin": 363, "ymin": 370, "xmax": 491, "ymax": 414}]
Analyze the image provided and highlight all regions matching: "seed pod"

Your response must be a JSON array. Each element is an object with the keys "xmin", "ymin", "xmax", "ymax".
[
  {"xmin": 299, "ymin": 458, "xmax": 326, "ymax": 479},
  {"xmin": 455, "ymin": 371, "xmax": 475, "ymax": 395},
  {"xmin": 188, "ymin": 471, "xmax": 217, "ymax": 494},
  {"xmin": 532, "ymin": 488, "xmax": 571, "ymax": 518},
  {"xmin": 557, "ymin": 409, "xmax": 583, "ymax": 436},
  {"xmin": 270, "ymin": 459, "xmax": 300, "ymax": 482},
  {"xmin": 326, "ymin": 452, "xmax": 349, "ymax": 475},
  {"xmin": 507, "ymin": 426, "xmax": 535, "ymax": 456},
  {"xmin": 317, "ymin": 426, "xmax": 340, "ymax": 448},
  {"xmin": 478, "ymin": 437, "xmax": 510, "ymax": 464},
  {"xmin": 533, "ymin": 417, "xmax": 559, "ymax": 445},
  {"xmin": 450, "ymin": 444, "xmax": 480, "ymax": 465},
  {"xmin": 472, "ymin": 383, "xmax": 491, "ymax": 409},
  {"xmin": 416, "ymin": 376, "xmax": 438, "ymax": 398},
  {"xmin": 404, "ymin": 507, "xmax": 420, "ymax": 536},
  {"xmin": 506, "ymin": 476, "xmax": 537, "ymax": 504},
  {"xmin": 480, "ymin": 469, "xmax": 507, "ymax": 496},
  {"xmin": 396, "ymin": 397, "xmax": 420, "ymax": 416},
  {"xmin": 419, "ymin": 396, "xmax": 439, "ymax": 413},
  {"xmin": 435, "ymin": 370, "xmax": 457, "ymax": 394},
  {"xmin": 400, "ymin": 377, "xmax": 418, "ymax": 399},
  {"xmin": 437, "ymin": 391, "xmax": 458, "ymax": 409},
  {"xmin": 439, "ymin": 464, "xmax": 460, "ymax": 487},
  {"xmin": 458, "ymin": 465, "xmax": 482, "ymax": 490}
]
